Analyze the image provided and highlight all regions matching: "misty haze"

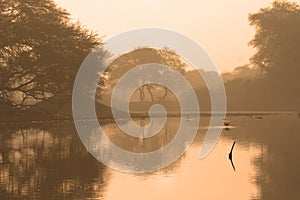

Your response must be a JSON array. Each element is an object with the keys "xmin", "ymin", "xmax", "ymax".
[{"xmin": 0, "ymin": 0, "xmax": 300, "ymax": 200}]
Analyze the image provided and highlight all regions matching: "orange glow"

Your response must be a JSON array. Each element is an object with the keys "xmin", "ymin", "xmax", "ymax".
[{"xmin": 52, "ymin": 0, "xmax": 300, "ymax": 71}]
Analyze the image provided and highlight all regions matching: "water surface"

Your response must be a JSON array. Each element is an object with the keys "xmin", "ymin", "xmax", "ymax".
[{"xmin": 0, "ymin": 113, "xmax": 299, "ymax": 199}]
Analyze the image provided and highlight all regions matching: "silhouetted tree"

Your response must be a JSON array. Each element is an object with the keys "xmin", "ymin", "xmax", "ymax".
[
  {"xmin": 99, "ymin": 47, "xmax": 188, "ymax": 103},
  {"xmin": 223, "ymin": 1, "xmax": 300, "ymax": 111},
  {"xmin": 0, "ymin": 0, "xmax": 103, "ymax": 108},
  {"xmin": 249, "ymin": 0, "xmax": 300, "ymax": 79}
]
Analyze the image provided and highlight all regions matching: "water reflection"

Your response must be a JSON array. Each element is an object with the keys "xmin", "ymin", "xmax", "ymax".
[
  {"xmin": 0, "ymin": 123, "xmax": 109, "ymax": 200},
  {"xmin": 85, "ymin": 117, "xmax": 195, "ymax": 172},
  {"xmin": 0, "ymin": 113, "xmax": 299, "ymax": 199}
]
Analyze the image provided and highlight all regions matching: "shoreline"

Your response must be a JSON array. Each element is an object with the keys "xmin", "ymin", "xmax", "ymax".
[{"xmin": 0, "ymin": 111, "xmax": 297, "ymax": 124}]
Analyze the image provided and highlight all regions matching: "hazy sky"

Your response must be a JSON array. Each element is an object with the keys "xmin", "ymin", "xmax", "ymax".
[{"xmin": 54, "ymin": 0, "xmax": 299, "ymax": 72}]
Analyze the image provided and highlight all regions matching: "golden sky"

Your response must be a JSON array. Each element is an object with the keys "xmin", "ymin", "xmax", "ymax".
[{"xmin": 54, "ymin": 0, "xmax": 300, "ymax": 72}]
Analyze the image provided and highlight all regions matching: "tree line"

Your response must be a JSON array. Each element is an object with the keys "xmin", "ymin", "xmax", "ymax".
[{"xmin": 0, "ymin": 0, "xmax": 299, "ymax": 115}]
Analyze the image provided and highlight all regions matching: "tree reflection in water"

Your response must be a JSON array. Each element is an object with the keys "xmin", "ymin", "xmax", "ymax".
[
  {"xmin": 1, "ymin": 114, "xmax": 299, "ymax": 200},
  {"xmin": 0, "ymin": 122, "xmax": 109, "ymax": 200}
]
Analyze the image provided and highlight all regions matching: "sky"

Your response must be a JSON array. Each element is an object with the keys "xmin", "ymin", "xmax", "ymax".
[{"xmin": 54, "ymin": 0, "xmax": 299, "ymax": 72}]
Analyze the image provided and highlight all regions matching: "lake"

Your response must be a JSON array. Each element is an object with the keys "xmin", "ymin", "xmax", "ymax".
[{"xmin": 0, "ymin": 113, "xmax": 299, "ymax": 200}]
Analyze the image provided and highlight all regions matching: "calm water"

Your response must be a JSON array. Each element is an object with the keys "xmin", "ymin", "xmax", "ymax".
[{"xmin": 0, "ymin": 113, "xmax": 299, "ymax": 200}]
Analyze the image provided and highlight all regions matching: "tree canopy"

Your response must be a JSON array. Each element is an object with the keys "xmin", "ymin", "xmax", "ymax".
[
  {"xmin": 0, "ymin": 0, "xmax": 102, "ymax": 108},
  {"xmin": 225, "ymin": 0, "xmax": 300, "ymax": 111},
  {"xmin": 249, "ymin": 0, "xmax": 300, "ymax": 79},
  {"xmin": 98, "ymin": 47, "xmax": 189, "ymax": 103}
]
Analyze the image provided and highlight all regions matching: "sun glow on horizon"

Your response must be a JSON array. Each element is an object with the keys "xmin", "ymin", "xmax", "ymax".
[{"xmin": 54, "ymin": 0, "xmax": 300, "ymax": 71}]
